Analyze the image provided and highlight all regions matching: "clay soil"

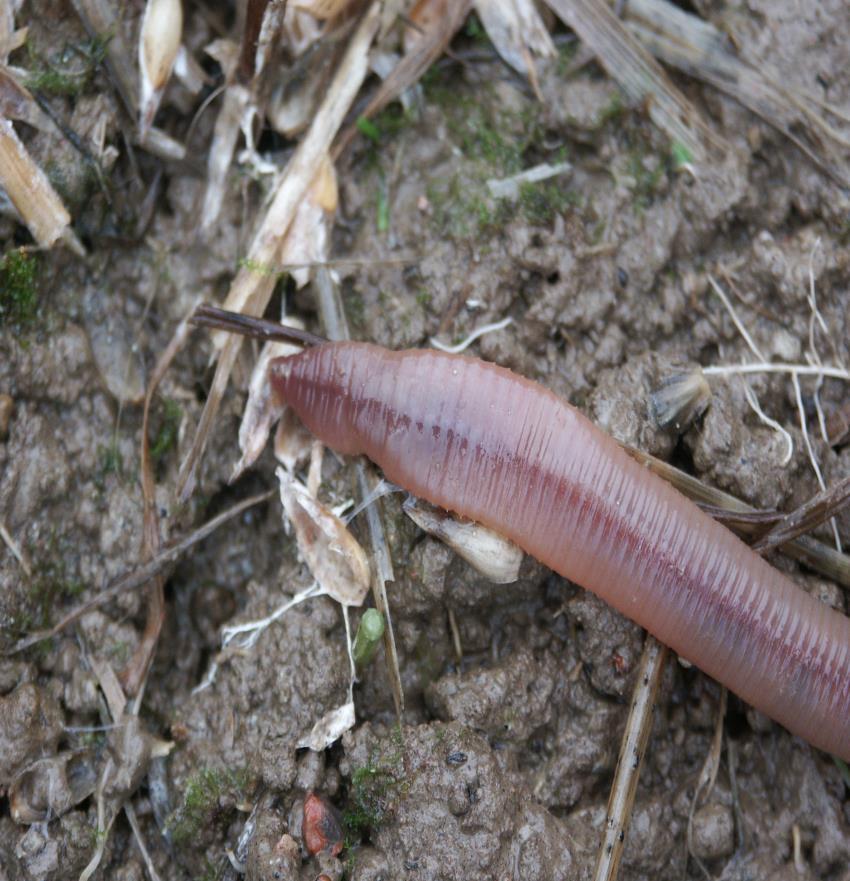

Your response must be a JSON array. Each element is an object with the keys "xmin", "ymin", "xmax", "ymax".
[{"xmin": 1, "ymin": 3, "xmax": 850, "ymax": 881}]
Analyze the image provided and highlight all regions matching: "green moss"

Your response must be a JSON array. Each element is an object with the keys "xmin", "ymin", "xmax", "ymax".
[
  {"xmin": 0, "ymin": 250, "xmax": 40, "ymax": 329},
  {"xmin": 370, "ymin": 104, "xmax": 414, "ymax": 142},
  {"xmin": 517, "ymin": 180, "xmax": 580, "ymax": 226},
  {"xmin": 626, "ymin": 150, "xmax": 666, "ymax": 210},
  {"xmin": 106, "ymin": 640, "xmax": 130, "ymax": 666},
  {"xmin": 95, "ymin": 440, "xmax": 124, "ymax": 489},
  {"xmin": 237, "ymin": 256, "xmax": 280, "ymax": 277},
  {"xmin": 464, "ymin": 12, "xmax": 486, "ymax": 42},
  {"xmin": 24, "ymin": 531, "xmax": 86, "ymax": 632},
  {"xmin": 344, "ymin": 290, "xmax": 366, "ymax": 330},
  {"xmin": 168, "ymin": 767, "xmax": 252, "ymax": 847},
  {"xmin": 556, "ymin": 40, "xmax": 579, "ymax": 76},
  {"xmin": 25, "ymin": 33, "xmax": 111, "ymax": 97},
  {"xmin": 151, "ymin": 399, "xmax": 182, "ymax": 462},
  {"xmin": 356, "ymin": 115, "xmax": 381, "ymax": 144},
  {"xmin": 598, "ymin": 92, "xmax": 625, "ymax": 126},
  {"xmin": 422, "ymin": 79, "xmax": 570, "ymax": 240},
  {"xmin": 343, "ymin": 734, "xmax": 406, "ymax": 849}
]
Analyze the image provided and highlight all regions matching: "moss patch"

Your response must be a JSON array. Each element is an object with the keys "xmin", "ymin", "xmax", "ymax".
[
  {"xmin": 25, "ymin": 33, "xmax": 111, "ymax": 97},
  {"xmin": 343, "ymin": 727, "xmax": 407, "ymax": 848},
  {"xmin": 14, "ymin": 530, "xmax": 86, "ymax": 637},
  {"xmin": 168, "ymin": 767, "xmax": 252, "ymax": 848},
  {"xmin": 0, "ymin": 249, "xmax": 40, "ymax": 329},
  {"xmin": 422, "ymin": 78, "xmax": 576, "ymax": 237}
]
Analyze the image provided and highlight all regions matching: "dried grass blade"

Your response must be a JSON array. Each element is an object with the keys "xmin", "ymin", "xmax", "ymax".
[
  {"xmin": 695, "ymin": 505, "xmax": 782, "ymax": 529},
  {"xmin": 473, "ymin": 0, "xmax": 555, "ymax": 90},
  {"xmin": 0, "ymin": 116, "xmax": 83, "ymax": 253},
  {"xmin": 593, "ymin": 635, "xmax": 667, "ymax": 881},
  {"xmin": 623, "ymin": 0, "xmax": 850, "ymax": 186},
  {"xmin": 200, "ymin": 84, "xmax": 250, "ymax": 233},
  {"xmin": 70, "ymin": 0, "xmax": 187, "ymax": 160},
  {"xmin": 334, "ymin": 0, "xmax": 472, "ymax": 157},
  {"xmin": 622, "ymin": 444, "xmax": 850, "ymax": 588},
  {"xmin": 542, "ymin": 0, "xmax": 724, "ymax": 161},
  {"xmin": 752, "ymin": 476, "xmax": 850, "ymax": 555},
  {"xmin": 176, "ymin": 1, "xmax": 381, "ymax": 501},
  {"xmin": 0, "ymin": 66, "xmax": 55, "ymax": 131}
]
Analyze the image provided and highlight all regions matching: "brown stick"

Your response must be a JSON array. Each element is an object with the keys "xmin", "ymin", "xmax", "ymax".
[{"xmin": 190, "ymin": 304, "xmax": 327, "ymax": 347}]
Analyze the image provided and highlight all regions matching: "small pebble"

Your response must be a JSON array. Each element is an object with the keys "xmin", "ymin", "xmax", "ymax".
[
  {"xmin": 691, "ymin": 803, "xmax": 735, "ymax": 861},
  {"xmin": 303, "ymin": 792, "xmax": 343, "ymax": 857}
]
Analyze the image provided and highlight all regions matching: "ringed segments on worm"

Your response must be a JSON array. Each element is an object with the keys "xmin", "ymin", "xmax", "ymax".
[{"xmin": 192, "ymin": 305, "xmax": 850, "ymax": 763}]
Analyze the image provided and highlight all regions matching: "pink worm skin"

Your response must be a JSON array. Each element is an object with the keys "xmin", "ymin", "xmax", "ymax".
[{"xmin": 271, "ymin": 342, "xmax": 850, "ymax": 762}]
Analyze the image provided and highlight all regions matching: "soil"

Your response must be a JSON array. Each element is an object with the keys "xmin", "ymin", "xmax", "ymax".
[{"xmin": 1, "ymin": 2, "xmax": 850, "ymax": 880}]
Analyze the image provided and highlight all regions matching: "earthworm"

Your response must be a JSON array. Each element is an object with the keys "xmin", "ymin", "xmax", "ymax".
[{"xmin": 192, "ymin": 307, "xmax": 850, "ymax": 761}]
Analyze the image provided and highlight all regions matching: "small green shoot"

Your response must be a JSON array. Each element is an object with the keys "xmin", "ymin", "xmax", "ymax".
[
  {"xmin": 356, "ymin": 116, "xmax": 381, "ymax": 144},
  {"xmin": 376, "ymin": 181, "xmax": 390, "ymax": 233},
  {"xmin": 671, "ymin": 140, "xmax": 694, "ymax": 169},
  {"xmin": 353, "ymin": 609, "xmax": 385, "ymax": 670}
]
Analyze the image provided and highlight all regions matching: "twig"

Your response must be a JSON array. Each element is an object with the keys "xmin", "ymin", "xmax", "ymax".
[
  {"xmin": 447, "ymin": 606, "xmax": 463, "ymax": 663},
  {"xmin": 190, "ymin": 304, "xmax": 327, "ymax": 347},
  {"xmin": 176, "ymin": 0, "xmax": 382, "ymax": 501},
  {"xmin": 8, "ymin": 491, "xmax": 274, "ymax": 654},
  {"xmin": 334, "ymin": 0, "xmax": 473, "ymax": 156},
  {"xmin": 753, "ymin": 476, "xmax": 850, "ymax": 554},
  {"xmin": 593, "ymin": 635, "xmax": 667, "ymax": 881}
]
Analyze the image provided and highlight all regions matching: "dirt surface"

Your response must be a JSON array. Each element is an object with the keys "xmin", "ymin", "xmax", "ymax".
[{"xmin": 1, "ymin": 2, "xmax": 850, "ymax": 880}]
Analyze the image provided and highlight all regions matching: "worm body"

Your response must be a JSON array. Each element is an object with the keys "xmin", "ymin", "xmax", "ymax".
[{"xmin": 271, "ymin": 343, "xmax": 850, "ymax": 761}]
